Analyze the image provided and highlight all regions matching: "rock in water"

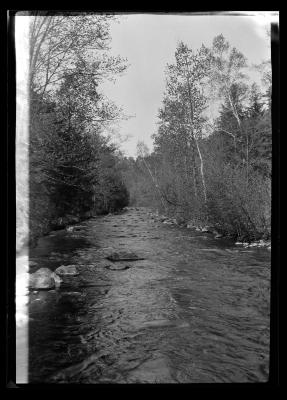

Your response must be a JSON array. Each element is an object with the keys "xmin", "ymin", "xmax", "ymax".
[
  {"xmin": 51, "ymin": 272, "xmax": 62, "ymax": 287},
  {"xmin": 106, "ymin": 251, "xmax": 145, "ymax": 262},
  {"xmin": 55, "ymin": 265, "xmax": 79, "ymax": 276},
  {"xmin": 105, "ymin": 264, "xmax": 130, "ymax": 271},
  {"xmin": 29, "ymin": 268, "xmax": 55, "ymax": 290}
]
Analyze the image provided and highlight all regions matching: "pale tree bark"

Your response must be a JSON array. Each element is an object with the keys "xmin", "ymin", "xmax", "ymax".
[
  {"xmin": 226, "ymin": 88, "xmax": 249, "ymax": 184},
  {"xmin": 184, "ymin": 57, "xmax": 207, "ymax": 203}
]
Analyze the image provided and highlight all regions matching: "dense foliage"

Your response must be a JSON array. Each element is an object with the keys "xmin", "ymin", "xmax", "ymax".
[
  {"xmin": 27, "ymin": 14, "xmax": 129, "ymax": 246},
  {"xmin": 122, "ymin": 35, "xmax": 271, "ymax": 241}
]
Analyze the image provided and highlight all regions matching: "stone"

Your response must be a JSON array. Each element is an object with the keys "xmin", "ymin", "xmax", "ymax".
[
  {"xmin": 106, "ymin": 251, "xmax": 145, "ymax": 262},
  {"xmin": 55, "ymin": 265, "xmax": 79, "ymax": 276},
  {"xmin": 29, "ymin": 260, "xmax": 38, "ymax": 267},
  {"xmin": 29, "ymin": 268, "xmax": 56, "ymax": 290},
  {"xmin": 105, "ymin": 264, "xmax": 130, "ymax": 271},
  {"xmin": 52, "ymin": 272, "xmax": 63, "ymax": 286},
  {"xmin": 73, "ymin": 225, "xmax": 85, "ymax": 231}
]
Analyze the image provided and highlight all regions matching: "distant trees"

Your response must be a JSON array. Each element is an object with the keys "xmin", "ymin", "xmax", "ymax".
[{"xmin": 122, "ymin": 34, "xmax": 271, "ymax": 241}]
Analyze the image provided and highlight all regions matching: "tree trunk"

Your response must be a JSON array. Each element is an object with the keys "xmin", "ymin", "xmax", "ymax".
[
  {"xmin": 184, "ymin": 58, "xmax": 207, "ymax": 203},
  {"xmin": 193, "ymin": 137, "xmax": 207, "ymax": 203}
]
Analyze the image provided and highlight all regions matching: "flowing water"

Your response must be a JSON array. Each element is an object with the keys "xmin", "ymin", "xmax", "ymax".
[{"xmin": 27, "ymin": 207, "xmax": 270, "ymax": 383}]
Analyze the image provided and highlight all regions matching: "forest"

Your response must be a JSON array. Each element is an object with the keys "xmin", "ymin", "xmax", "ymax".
[
  {"xmin": 16, "ymin": 15, "xmax": 271, "ymax": 251},
  {"xmin": 14, "ymin": 14, "xmax": 275, "ymax": 386},
  {"xmin": 121, "ymin": 36, "xmax": 272, "ymax": 242},
  {"xmin": 16, "ymin": 14, "xmax": 130, "ymax": 250}
]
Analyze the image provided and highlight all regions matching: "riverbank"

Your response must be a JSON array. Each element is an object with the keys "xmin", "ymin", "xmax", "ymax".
[
  {"xmin": 17, "ymin": 207, "xmax": 131, "ymax": 256},
  {"xmin": 148, "ymin": 210, "xmax": 271, "ymax": 250}
]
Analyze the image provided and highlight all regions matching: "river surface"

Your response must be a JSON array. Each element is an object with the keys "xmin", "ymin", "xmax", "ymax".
[{"xmin": 27, "ymin": 207, "xmax": 270, "ymax": 383}]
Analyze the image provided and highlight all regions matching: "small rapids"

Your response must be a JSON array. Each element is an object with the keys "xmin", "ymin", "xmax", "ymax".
[{"xmin": 26, "ymin": 207, "xmax": 270, "ymax": 383}]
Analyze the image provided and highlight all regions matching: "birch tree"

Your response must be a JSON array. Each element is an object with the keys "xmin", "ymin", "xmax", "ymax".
[
  {"xmin": 157, "ymin": 42, "xmax": 209, "ymax": 203},
  {"xmin": 209, "ymin": 35, "xmax": 252, "ymax": 182}
]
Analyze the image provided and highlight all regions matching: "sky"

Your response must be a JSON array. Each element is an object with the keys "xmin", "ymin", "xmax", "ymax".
[{"xmin": 100, "ymin": 12, "xmax": 278, "ymax": 157}]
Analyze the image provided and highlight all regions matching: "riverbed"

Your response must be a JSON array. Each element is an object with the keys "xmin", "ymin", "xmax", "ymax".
[{"xmin": 26, "ymin": 207, "xmax": 270, "ymax": 383}]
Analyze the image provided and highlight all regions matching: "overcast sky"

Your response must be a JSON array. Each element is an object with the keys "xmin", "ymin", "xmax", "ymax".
[{"xmin": 100, "ymin": 12, "xmax": 278, "ymax": 157}]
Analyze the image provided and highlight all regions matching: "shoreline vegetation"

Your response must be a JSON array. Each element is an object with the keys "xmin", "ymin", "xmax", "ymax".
[
  {"xmin": 17, "ymin": 206, "xmax": 270, "ymax": 256},
  {"xmin": 120, "ymin": 36, "xmax": 271, "ymax": 249},
  {"xmin": 147, "ymin": 210, "xmax": 271, "ymax": 249},
  {"xmin": 16, "ymin": 17, "xmax": 271, "ymax": 255}
]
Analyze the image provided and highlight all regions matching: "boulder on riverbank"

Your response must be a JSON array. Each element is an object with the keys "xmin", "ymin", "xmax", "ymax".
[
  {"xmin": 201, "ymin": 227, "xmax": 211, "ymax": 233},
  {"xmin": 29, "ymin": 268, "xmax": 57, "ymax": 290},
  {"xmin": 66, "ymin": 225, "xmax": 86, "ymax": 233},
  {"xmin": 214, "ymin": 233, "xmax": 224, "ymax": 239}
]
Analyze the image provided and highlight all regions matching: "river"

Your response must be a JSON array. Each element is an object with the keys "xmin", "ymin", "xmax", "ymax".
[{"xmin": 27, "ymin": 207, "xmax": 270, "ymax": 383}]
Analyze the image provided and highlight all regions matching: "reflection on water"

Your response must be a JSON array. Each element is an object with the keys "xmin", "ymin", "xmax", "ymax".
[{"xmin": 28, "ymin": 208, "xmax": 270, "ymax": 383}]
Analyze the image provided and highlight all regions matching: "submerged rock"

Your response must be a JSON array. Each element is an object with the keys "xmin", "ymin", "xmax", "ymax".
[
  {"xmin": 55, "ymin": 265, "xmax": 79, "ymax": 276},
  {"xmin": 29, "ymin": 268, "xmax": 56, "ymax": 290},
  {"xmin": 106, "ymin": 251, "xmax": 145, "ymax": 262},
  {"xmin": 105, "ymin": 264, "xmax": 130, "ymax": 271}
]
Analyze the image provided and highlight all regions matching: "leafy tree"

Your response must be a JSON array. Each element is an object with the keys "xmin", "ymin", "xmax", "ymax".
[
  {"xmin": 156, "ymin": 42, "xmax": 210, "ymax": 204},
  {"xmin": 124, "ymin": 35, "xmax": 271, "ymax": 241},
  {"xmin": 29, "ymin": 13, "xmax": 126, "ymax": 96},
  {"xmin": 27, "ymin": 14, "xmax": 129, "ymax": 244}
]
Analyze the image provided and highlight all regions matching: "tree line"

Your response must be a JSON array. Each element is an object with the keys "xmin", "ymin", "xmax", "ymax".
[
  {"xmin": 122, "ymin": 35, "xmax": 271, "ymax": 241},
  {"xmin": 27, "ymin": 13, "xmax": 129, "ymax": 246}
]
